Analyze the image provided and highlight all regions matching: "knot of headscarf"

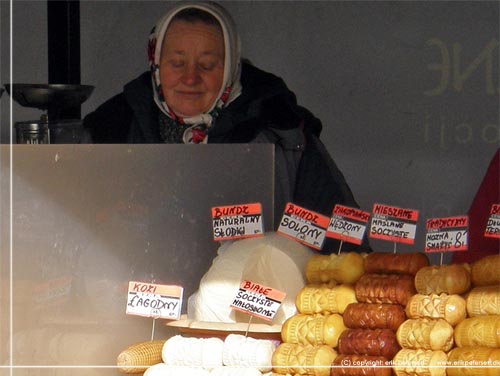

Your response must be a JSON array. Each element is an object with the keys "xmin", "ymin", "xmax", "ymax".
[{"xmin": 148, "ymin": 1, "xmax": 242, "ymax": 144}]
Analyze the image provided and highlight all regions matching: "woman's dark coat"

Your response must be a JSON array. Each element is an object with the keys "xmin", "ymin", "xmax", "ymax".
[{"xmin": 83, "ymin": 62, "xmax": 369, "ymax": 253}]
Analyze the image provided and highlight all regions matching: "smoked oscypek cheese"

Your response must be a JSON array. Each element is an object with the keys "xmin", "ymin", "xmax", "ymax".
[{"xmin": 117, "ymin": 237, "xmax": 500, "ymax": 376}]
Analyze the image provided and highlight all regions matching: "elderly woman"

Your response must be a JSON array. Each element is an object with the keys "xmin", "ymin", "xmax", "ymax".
[{"xmin": 83, "ymin": 1, "xmax": 367, "ymax": 253}]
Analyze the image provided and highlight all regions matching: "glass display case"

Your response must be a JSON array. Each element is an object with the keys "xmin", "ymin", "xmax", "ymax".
[{"xmin": 0, "ymin": 144, "xmax": 274, "ymax": 375}]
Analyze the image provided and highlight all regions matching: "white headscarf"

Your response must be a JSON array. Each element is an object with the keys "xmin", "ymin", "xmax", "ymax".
[{"xmin": 148, "ymin": 1, "xmax": 242, "ymax": 143}]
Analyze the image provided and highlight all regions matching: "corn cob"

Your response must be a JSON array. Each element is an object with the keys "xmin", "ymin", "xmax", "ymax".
[{"xmin": 117, "ymin": 339, "xmax": 166, "ymax": 374}]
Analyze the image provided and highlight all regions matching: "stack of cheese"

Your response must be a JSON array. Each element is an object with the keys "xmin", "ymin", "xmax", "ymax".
[
  {"xmin": 393, "ymin": 262, "xmax": 471, "ymax": 376},
  {"xmin": 272, "ymin": 252, "xmax": 365, "ymax": 376},
  {"xmin": 141, "ymin": 334, "xmax": 277, "ymax": 375},
  {"xmin": 447, "ymin": 254, "xmax": 500, "ymax": 376},
  {"xmin": 331, "ymin": 252, "xmax": 428, "ymax": 376}
]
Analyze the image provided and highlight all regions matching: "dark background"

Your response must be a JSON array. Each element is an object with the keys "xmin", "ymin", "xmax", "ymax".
[{"xmin": 1, "ymin": 0, "xmax": 499, "ymax": 253}]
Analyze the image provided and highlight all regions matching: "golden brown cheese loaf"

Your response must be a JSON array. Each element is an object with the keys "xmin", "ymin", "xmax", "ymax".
[
  {"xmin": 447, "ymin": 346, "xmax": 500, "ymax": 376},
  {"xmin": 364, "ymin": 252, "xmax": 429, "ymax": 275},
  {"xmin": 454, "ymin": 315, "xmax": 500, "ymax": 348},
  {"xmin": 405, "ymin": 293, "xmax": 466, "ymax": 327},
  {"xmin": 337, "ymin": 328, "xmax": 400, "ymax": 359},
  {"xmin": 281, "ymin": 313, "xmax": 346, "ymax": 348},
  {"xmin": 466, "ymin": 285, "xmax": 500, "ymax": 317},
  {"xmin": 296, "ymin": 284, "xmax": 357, "ymax": 315},
  {"xmin": 343, "ymin": 303, "xmax": 406, "ymax": 331},
  {"xmin": 471, "ymin": 254, "xmax": 500, "ymax": 286},
  {"xmin": 414, "ymin": 264, "xmax": 471, "ymax": 295},
  {"xmin": 305, "ymin": 253, "xmax": 365, "ymax": 285},
  {"xmin": 116, "ymin": 340, "xmax": 165, "ymax": 374},
  {"xmin": 331, "ymin": 355, "xmax": 392, "ymax": 376},
  {"xmin": 355, "ymin": 273, "xmax": 416, "ymax": 306},
  {"xmin": 392, "ymin": 349, "xmax": 447, "ymax": 376},
  {"xmin": 272, "ymin": 342, "xmax": 337, "ymax": 376},
  {"xmin": 396, "ymin": 318, "xmax": 454, "ymax": 352}
]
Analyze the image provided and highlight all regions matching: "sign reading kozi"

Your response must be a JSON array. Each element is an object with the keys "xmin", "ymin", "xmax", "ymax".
[{"xmin": 126, "ymin": 281, "xmax": 183, "ymax": 320}]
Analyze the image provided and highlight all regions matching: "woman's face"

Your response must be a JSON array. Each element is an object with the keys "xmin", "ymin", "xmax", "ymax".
[{"xmin": 160, "ymin": 20, "xmax": 225, "ymax": 118}]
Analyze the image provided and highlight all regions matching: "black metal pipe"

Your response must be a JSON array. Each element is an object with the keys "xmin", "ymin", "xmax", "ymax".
[{"xmin": 47, "ymin": 0, "xmax": 81, "ymax": 119}]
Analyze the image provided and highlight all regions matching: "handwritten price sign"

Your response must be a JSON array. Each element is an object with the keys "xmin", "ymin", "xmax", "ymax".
[
  {"xmin": 230, "ymin": 280, "xmax": 285, "ymax": 322},
  {"xmin": 212, "ymin": 203, "xmax": 264, "ymax": 241},
  {"xmin": 126, "ymin": 281, "xmax": 183, "ymax": 320},
  {"xmin": 277, "ymin": 203, "xmax": 329, "ymax": 250},
  {"xmin": 369, "ymin": 204, "xmax": 419, "ymax": 245},
  {"xmin": 484, "ymin": 204, "xmax": 500, "ymax": 239},
  {"xmin": 327, "ymin": 204, "xmax": 370, "ymax": 245},
  {"xmin": 425, "ymin": 216, "xmax": 469, "ymax": 253}
]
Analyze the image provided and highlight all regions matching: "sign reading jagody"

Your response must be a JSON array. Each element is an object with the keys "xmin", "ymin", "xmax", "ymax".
[{"xmin": 126, "ymin": 281, "xmax": 183, "ymax": 320}]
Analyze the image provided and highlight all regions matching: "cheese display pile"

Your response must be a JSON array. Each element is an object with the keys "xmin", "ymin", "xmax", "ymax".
[
  {"xmin": 271, "ymin": 251, "xmax": 499, "ymax": 376},
  {"xmin": 117, "ymin": 233, "xmax": 500, "ymax": 376},
  {"xmin": 144, "ymin": 334, "xmax": 275, "ymax": 376}
]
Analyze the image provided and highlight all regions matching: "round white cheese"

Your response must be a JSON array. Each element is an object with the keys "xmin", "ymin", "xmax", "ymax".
[{"xmin": 188, "ymin": 232, "xmax": 313, "ymax": 324}]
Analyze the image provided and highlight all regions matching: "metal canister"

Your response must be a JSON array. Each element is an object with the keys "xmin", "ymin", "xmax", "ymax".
[{"xmin": 15, "ymin": 121, "xmax": 50, "ymax": 144}]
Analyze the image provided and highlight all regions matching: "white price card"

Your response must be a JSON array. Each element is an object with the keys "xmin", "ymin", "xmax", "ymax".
[
  {"xmin": 327, "ymin": 204, "xmax": 370, "ymax": 245},
  {"xmin": 425, "ymin": 216, "xmax": 469, "ymax": 253},
  {"xmin": 212, "ymin": 203, "xmax": 264, "ymax": 241},
  {"xmin": 277, "ymin": 203, "xmax": 329, "ymax": 250},
  {"xmin": 126, "ymin": 281, "xmax": 183, "ymax": 320},
  {"xmin": 230, "ymin": 280, "xmax": 286, "ymax": 322},
  {"xmin": 485, "ymin": 204, "xmax": 500, "ymax": 239},
  {"xmin": 369, "ymin": 203, "xmax": 419, "ymax": 245}
]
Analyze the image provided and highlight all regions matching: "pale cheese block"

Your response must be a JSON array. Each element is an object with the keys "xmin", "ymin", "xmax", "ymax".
[
  {"xmin": 295, "ymin": 284, "xmax": 357, "ymax": 315},
  {"xmin": 392, "ymin": 349, "xmax": 447, "ymax": 376},
  {"xmin": 210, "ymin": 367, "xmax": 263, "ymax": 376},
  {"xmin": 466, "ymin": 285, "xmax": 500, "ymax": 317},
  {"xmin": 454, "ymin": 315, "xmax": 500, "ymax": 348},
  {"xmin": 162, "ymin": 335, "xmax": 224, "ymax": 369},
  {"xmin": 396, "ymin": 318, "xmax": 454, "ymax": 352},
  {"xmin": 471, "ymin": 254, "xmax": 500, "ymax": 286},
  {"xmin": 144, "ymin": 363, "xmax": 210, "ymax": 376},
  {"xmin": 272, "ymin": 343, "xmax": 337, "ymax": 376},
  {"xmin": 305, "ymin": 252, "xmax": 365, "ymax": 285},
  {"xmin": 414, "ymin": 264, "xmax": 471, "ymax": 295},
  {"xmin": 222, "ymin": 334, "xmax": 276, "ymax": 372},
  {"xmin": 281, "ymin": 313, "xmax": 346, "ymax": 348},
  {"xmin": 188, "ymin": 232, "xmax": 313, "ymax": 324},
  {"xmin": 405, "ymin": 293, "xmax": 466, "ymax": 327},
  {"xmin": 447, "ymin": 346, "xmax": 500, "ymax": 376}
]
